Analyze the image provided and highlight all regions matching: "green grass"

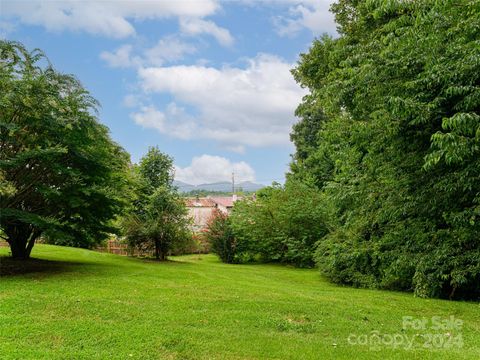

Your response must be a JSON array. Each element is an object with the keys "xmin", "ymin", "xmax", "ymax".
[{"xmin": 1, "ymin": 245, "xmax": 479, "ymax": 359}]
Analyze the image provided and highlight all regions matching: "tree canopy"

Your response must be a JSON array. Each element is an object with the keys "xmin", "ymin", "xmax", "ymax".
[
  {"xmin": 0, "ymin": 40, "xmax": 130, "ymax": 258},
  {"xmin": 289, "ymin": 0, "xmax": 480, "ymax": 299}
]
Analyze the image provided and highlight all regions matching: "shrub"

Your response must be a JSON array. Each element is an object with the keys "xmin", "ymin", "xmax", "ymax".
[
  {"xmin": 229, "ymin": 181, "xmax": 328, "ymax": 267},
  {"xmin": 205, "ymin": 209, "xmax": 237, "ymax": 263}
]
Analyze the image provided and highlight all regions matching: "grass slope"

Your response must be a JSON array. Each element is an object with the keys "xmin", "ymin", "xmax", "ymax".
[{"xmin": 1, "ymin": 245, "xmax": 479, "ymax": 359}]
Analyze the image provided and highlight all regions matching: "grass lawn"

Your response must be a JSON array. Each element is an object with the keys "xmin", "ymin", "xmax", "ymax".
[{"xmin": 1, "ymin": 245, "xmax": 479, "ymax": 359}]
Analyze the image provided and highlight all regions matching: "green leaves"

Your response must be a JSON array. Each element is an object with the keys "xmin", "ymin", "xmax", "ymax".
[
  {"xmin": 290, "ymin": 0, "xmax": 480, "ymax": 299},
  {"xmin": 225, "ymin": 181, "xmax": 328, "ymax": 267},
  {"xmin": 122, "ymin": 150, "xmax": 190, "ymax": 260},
  {"xmin": 0, "ymin": 40, "xmax": 131, "ymax": 256},
  {"xmin": 139, "ymin": 146, "xmax": 174, "ymax": 193}
]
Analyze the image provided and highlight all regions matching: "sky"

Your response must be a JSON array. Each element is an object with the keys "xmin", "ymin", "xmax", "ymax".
[{"xmin": 0, "ymin": 0, "xmax": 336, "ymax": 185}]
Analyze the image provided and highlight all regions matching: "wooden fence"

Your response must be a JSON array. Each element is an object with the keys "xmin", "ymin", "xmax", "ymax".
[
  {"xmin": 96, "ymin": 239, "xmax": 154, "ymax": 257},
  {"xmin": 101, "ymin": 239, "xmax": 128, "ymax": 256},
  {"xmin": 0, "ymin": 238, "xmax": 208, "ymax": 257}
]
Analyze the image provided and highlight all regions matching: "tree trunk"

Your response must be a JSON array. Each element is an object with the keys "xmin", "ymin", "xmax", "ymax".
[
  {"xmin": 155, "ymin": 239, "xmax": 160, "ymax": 260},
  {"xmin": 5, "ymin": 224, "xmax": 40, "ymax": 259},
  {"xmin": 154, "ymin": 238, "xmax": 167, "ymax": 261}
]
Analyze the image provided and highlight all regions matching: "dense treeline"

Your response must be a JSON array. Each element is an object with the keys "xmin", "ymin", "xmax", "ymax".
[
  {"xmin": 292, "ymin": 0, "xmax": 480, "ymax": 299},
  {"xmin": 208, "ymin": 0, "xmax": 480, "ymax": 300}
]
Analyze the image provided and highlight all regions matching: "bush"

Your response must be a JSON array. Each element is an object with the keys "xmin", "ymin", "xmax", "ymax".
[
  {"xmin": 209, "ymin": 181, "xmax": 328, "ymax": 267},
  {"xmin": 205, "ymin": 209, "xmax": 237, "ymax": 263},
  {"xmin": 170, "ymin": 232, "xmax": 209, "ymax": 255}
]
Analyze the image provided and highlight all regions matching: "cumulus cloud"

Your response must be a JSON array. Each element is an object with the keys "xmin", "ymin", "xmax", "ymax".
[
  {"xmin": 134, "ymin": 54, "xmax": 306, "ymax": 149},
  {"xmin": 101, "ymin": 36, "xmax": 196, "ymax": 69},
  {"xmin": 1, "ymin": 0, "xmax": 221, "ymax": 38},
  {"xmin": 100, "ymin": 44, "xmax": 140, "ymax": 68},
  {"xmin": 271, "ymin": 0, "xmax": 337, "ymax": 37},
  {"xmin": 132, "ymin": 104, "xmax": 196, "ymax": 140},
  {"xmin": 179, "ymin": 18, "xmax": 234, "ymax": 47},
  {"xmin": 144, "ymin": 36, "xmax": 197, "ymax": 66},
  {"xmin": 174, "ymin": 155, "xmax": 255, "ymax": 185}
]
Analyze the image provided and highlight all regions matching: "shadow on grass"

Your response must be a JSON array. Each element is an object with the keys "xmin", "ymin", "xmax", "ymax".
[
  {"xmin": 136, "ymin": 257, "xmax": 191, "ymax": 265},
  {"xmin": 0, "ymin": 256, "xmax": 91, "ymax": 277}
]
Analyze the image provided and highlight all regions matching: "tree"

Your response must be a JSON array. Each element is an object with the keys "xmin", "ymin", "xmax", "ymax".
[
  {"xmin": 0, "ymin": 41, "xmax": 130, "ymax": 259},
  {"xmin": 139, "ymin": 146, "xmax": 174, "ymax": 192},
  {"xmin": 290, "ymin": 0, "xmax": 480, "ymax": 298},
  {"xmin": 122, "ymin": 148, "xmax": 190, "ymax": 260},
  {"xmin": 205, "ymin": 209, "xmax": 237, "ymax": 263},
  {"xmin": 123, "ymin": 186, "xmax": 190, "ymax": 260},
  {"xmin": 230, "ymin": 181, "xmax": 328, "ymax": 267}
]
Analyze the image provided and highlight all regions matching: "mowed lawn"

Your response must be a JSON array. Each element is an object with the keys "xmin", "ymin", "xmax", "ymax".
[{"xmin": 0, "ymin": 245, "xmax": 479, "ymax": 359}]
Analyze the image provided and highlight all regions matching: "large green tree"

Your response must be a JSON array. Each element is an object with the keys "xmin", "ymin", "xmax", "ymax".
[
  {"xmin": 291, "ymin": 0, "xmax": 480, "ymax": 298},
  {"xmin": 0, "ymin": 41, "xmax": 130, "ymax": 258}
]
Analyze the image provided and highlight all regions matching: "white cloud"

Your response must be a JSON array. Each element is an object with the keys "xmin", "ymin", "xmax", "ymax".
[
  {"xmin": 100, "ymin": 35, "xmax": 197, "ymax": 69},
  {"xmin": 270, "ymin": 0, "xmax": 337, "ymax": 37},
  {"xmin": 175, "ymin": 155, "xmax": 255, "ymax": 185},
  {"xmin": 100, "ymin": 44, "xmax": 140, "ymax": 68},
  {"xmin": 132, "ymin": 104, "xmax": 196, "ymax": 140},
  {"xmin": 123, "ymin": 94, "xmax": 142, "ymax": 108},
  {"xmin": 135, "ymin": 54, "xmax": 306, "ymax": 149},
  {"xmin": 1, "ymin": 0, "xmax": 220, "ymax": 38},
  {"xmin": 0, "ymin": 21, "xmax": 15, "ymax": 38},
  {"xmin": 179, "ymin": 18, "xmax": 234, "ymax": 46},
  {"xmin": 132, "ymin": 105, "xmax": 167, "ymax": 133},
  {"xmin": 144, "ymin": 36, "xmax": 197, "ymax": 66}
]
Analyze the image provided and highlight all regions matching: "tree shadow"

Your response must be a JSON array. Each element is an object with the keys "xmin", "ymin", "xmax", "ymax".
[
  {"xmin": 136, "ymin": 257, "xmax": 190, "ymax": 265},
  {"xmin": 0, "ymin": 256, "xmax": 91, "ymax": 277}
]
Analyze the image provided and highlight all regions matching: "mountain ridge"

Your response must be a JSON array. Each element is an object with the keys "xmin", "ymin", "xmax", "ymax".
[{"xmin": 173, "ymin": 180, "xmax": 265, "ymax": 193}]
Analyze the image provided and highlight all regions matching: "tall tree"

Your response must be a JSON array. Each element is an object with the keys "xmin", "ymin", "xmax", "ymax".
[
  {"xmin": 291, "ymin": 0, "xmax": 480, "ymax": 298},
  {"xmin": 123, "ymin": 148, "xmax": 190, "ymax": 260},
  {"xmin": 0, "ymin": 41, "xmax": 130, "ymax": 258}
]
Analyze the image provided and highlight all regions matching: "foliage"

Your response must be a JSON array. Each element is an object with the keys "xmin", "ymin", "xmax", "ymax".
[
  {"xmin": 138, "ymin": 146, "xmax": 174, "ymax": 192},
  {"xmin": 205, "ymin": 209, "xmax": 237, "ymax": 263},
  {"xmin": 208, "ymin": 182, "xmax": 328, "ymax": 267},
  {"xmin": 171, "ymin": 232, "xmax": 210, "ymax": 255},
  {"xmin": 290, "ymin": 0, "xmax": 480, "ymax": 299},
  {"xmin": 122, "ymin": 147, "xmax": 191, "ymax": 260},
  {"xmin": 123, "ymin": 186, "xmax": 191, "ymax": 260},
  {"xmin": 0, "ymin": 40, "xmax": 130, "ymax": 258}
]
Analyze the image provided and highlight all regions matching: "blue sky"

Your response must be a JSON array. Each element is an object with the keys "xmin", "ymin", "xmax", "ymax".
[{"xmin": 0, "ymin": 0, "xmax": 336, "ymax": 185}]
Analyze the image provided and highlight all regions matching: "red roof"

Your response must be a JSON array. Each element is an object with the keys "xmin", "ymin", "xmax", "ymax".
[
  {"xmin": 185, "ymin": 198, "xmax": 216, "ymax": 207},
  {"xmin": 210, "ymin": 197, "xmax": 237, "ymax": 208},
  {"xmin": 185, "ymin": 196, "xmax": 243, "ymax": 208}
]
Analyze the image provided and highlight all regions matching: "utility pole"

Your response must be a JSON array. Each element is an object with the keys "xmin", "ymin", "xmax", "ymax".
[{"xmin": 232, "ymin": 171, "xmax": 235, "ymax": 195}]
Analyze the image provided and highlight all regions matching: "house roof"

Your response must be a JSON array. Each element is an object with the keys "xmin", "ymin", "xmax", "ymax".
[
  {"xmin": 210, "ymin": 197, "xmax": 237, "ymax": 208},
  {"xmin": 185, "ymin": 196, "xmax": 243, "ymax": 209},
  {"xmin": 185, "ymin": 198, "xmax": 216, "ymax": 207}
]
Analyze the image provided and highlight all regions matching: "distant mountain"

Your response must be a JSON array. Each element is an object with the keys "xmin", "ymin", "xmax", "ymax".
[
  {"xmin": 173, "ymin": 180, "xmax": 265, "ymax": 193},
  {"xmin": 173, "ymin": 180, "xmax": 196, "ymax": 192},
  {"xmin": 236, "ymin": 181, "xmax": 265, "ymax": 192},
  {"xmin": 196, "ymin": 181, "xmax": 232, "ymax": 192}
]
